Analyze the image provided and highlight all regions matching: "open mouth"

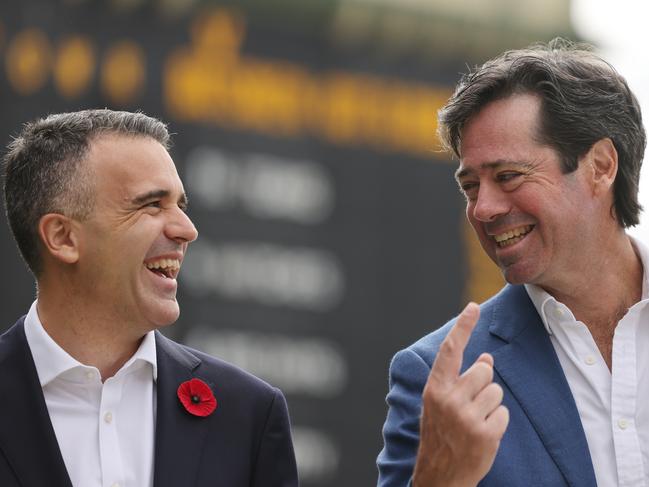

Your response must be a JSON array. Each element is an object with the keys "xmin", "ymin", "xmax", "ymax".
[
  {"xmin": 493, "ymin": 225, "xmax": 534, "ymax": 248},
  {"xmin": 145, "ymin": 258, "xmax": 181, "ymax": 279}
]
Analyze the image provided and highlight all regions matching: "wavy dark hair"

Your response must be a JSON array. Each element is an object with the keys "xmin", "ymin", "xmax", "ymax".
[{"xmin": 438, "ymin": 38, "xmax": 646, "ymax": 228}]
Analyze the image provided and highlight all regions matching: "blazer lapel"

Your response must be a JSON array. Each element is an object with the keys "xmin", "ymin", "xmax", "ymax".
[
  {"xmin": 489, "ymin": 286, "xmax": 596, "ymax": 487},
  {"xmin": 153, "ymin": 332, "xmax": 210, "ymax": 487},
  {"xmin": 0, "ymin": 319, "xmax": 72, "ymax": 487}
]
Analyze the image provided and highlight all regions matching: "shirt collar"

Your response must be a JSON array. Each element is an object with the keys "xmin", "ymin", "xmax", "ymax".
[
  {"xmin": 124, "ymin": 327, "xmax": 158, "ymax": 381},
  {"xmin": 23, "ymin": 301, "xmax": 158, "ymax": 386},
  {"xmin": 523, "ymin": 283, "xmax": 561, "ymax": 335},
  {"xmin": 525, "ymin": 234, "xmax": 649, "ymax": 336}
]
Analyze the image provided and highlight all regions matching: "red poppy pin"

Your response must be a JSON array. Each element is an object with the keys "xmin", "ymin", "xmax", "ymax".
[{"xmin": 177, "ymin": 378, "xmax": 217, "ymax": 417}]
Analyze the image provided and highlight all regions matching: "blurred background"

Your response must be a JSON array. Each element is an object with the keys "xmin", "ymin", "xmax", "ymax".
[{"xmin": 0, "ymin": 0, "xmax": 645, "ymax": 485}]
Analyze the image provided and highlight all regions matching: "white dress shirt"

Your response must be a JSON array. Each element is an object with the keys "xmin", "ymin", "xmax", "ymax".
[
  {"xmin": 23, "ymin": 301, "xmax": 157, "ymax": 487},
  {"xmin": 525, "ymin": 238, "xmax": 649, "ymax": 487}
]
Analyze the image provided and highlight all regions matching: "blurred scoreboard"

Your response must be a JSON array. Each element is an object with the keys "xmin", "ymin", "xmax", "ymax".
[{"xmin": 0, "ymin": 1, "xmax": 502, "ymax": 485}]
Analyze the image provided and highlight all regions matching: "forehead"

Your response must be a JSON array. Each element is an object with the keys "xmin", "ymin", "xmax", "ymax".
[
  {"xmin": 456, "ymin": 93, "xmax": 545, "ymax": 177},
  {"xmin": 86, "ymin": 133, "xmax": 183, "ymax": 196}
]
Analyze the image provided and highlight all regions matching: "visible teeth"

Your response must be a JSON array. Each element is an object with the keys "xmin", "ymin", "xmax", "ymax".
[
  {"xmin": 494, "ymin": 225, "xmax": 533, "ymax": 246},
  {"xmin": 145, "ymin": 258, "xmax": 180, "ymax": 271}
]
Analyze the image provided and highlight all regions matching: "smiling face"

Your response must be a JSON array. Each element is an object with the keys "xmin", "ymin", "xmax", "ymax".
[
  {"xmin": 75, "ymin": 133, "xmax": 198, "ymax": 334},
  {"xmin": 456, "ymin": 93, "xmax": 599, "ymax": 290}
]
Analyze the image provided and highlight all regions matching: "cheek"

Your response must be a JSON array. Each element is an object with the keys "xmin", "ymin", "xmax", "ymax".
[
  {"xmin": 466, "ymin": 212, "xmax": 492, "ymax": 246},
  {"xmin": 466, "ymin": 204, "xmax": 481, "ymax": 232},
  {"xmin": 465, "ymin": 201, "xmax": 476, "ymax": 222}
]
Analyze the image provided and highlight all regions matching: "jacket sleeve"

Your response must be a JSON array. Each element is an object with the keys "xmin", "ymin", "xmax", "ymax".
[
  {"xmin": 251, "ymin": 388, "xmax": 299, "ymax": 487},
  {"xmin": 377, "ymin": 348, "xmax": 431, "ymax": 487}
]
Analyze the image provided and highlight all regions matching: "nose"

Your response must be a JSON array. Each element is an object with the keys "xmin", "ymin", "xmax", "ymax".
[
  {"xmin": 470, "ymin": 182, "xmax": 510, "ymax": 222},
  {"xmin": 166, "ymin": 207, "xmax": 199, "ymax": 243}
]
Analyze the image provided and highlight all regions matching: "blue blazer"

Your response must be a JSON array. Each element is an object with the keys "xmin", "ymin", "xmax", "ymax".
[
  {"xmin": 0, "ymin": 318, "xmax": 298, "ymax": 487},
  {"xmin": 377, "ymin": 285, "xmax": 597, "ymax": 486}
]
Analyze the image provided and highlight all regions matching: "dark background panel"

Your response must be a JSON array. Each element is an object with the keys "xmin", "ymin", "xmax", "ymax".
[{"xmin": 0, "ymin": 0, "xmax": 571, "ymax": 484}]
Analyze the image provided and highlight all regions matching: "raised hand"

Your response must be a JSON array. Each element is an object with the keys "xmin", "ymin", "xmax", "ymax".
[{"xmin": 412, "ymin": 302, "xmax": 509, "ymax": 487}]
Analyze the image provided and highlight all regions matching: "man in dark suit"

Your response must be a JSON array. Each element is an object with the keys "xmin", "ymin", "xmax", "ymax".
[
  {"xmin": 378, "ymin": 40, "xmax": 648, "ymax": 486},
  {"xmin": 0, "ymin": 109, "xmax": 298, "ymax": 487}
]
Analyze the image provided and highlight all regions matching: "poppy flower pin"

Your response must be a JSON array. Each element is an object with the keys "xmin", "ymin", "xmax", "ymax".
[{"xmin": 177, "ymin": 378, "xmax": 217, "ymax": 417}]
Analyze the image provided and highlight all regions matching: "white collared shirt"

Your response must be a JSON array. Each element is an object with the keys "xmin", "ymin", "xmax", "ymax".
[
  {"xmin": 525, "ymin": 237, "xmax": 649, "ymax": 487},
  {"xmin": 23, "ymin": 301, "xmax": 157, "ymax": 487}
]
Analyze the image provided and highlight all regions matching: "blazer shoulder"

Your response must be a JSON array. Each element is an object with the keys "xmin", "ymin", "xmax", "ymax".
[
  {"xmin": 0, "ymin": 317, "xmax": 28, "ymax": 357},
  {"xmin": 0, "ymin": 317, "xmax": 27, "ymax": 340},
  {"xmin": 403, "ymin": 286, "xmax": 516, "ymax": 369},
  {"xmin": 157, "ymin": 333, "xmax": 280, "ymax": 399},
  {"xmin": 194, "ymin": 343, "xmax": 277, "ymax": 393}
]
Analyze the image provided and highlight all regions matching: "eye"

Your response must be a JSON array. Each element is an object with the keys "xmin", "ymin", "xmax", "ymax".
[
  {"xmin": 143, "ymin": 200, "xmax": 162, "ymax": 209},
  {"xmin": 496, "ymin": 171, "xmax": 526, "ymax": 191},
  {"xmin": 497, "ymin": 172, "xmax": 521, "ymax": 182},
  {"xmin": 459, "ymin": 181, "xmax": 479, "ymax": 200}
]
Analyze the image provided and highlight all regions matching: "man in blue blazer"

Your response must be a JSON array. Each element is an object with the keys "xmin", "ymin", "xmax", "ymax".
[
  {"xmin": 378, "ymin": 40, "xmax": 648, "ymax": 486},
  {"xmin": 1, "ymin": 109, "xmax": 298, "ymax": 486}
]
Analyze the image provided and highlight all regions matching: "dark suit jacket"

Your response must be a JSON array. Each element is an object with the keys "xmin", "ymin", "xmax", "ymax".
[
  {"xmin": 0, "ymin": 317, "xmax": 298, "ymax": 487},
  {"xmin": 377, "ymin": 284, "xmax": 597, "ymax": 486}
]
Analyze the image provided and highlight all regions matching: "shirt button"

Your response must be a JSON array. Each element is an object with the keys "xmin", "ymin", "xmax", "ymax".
[
  {"xmin": 104, "ymin": 412, "xmax": 113, "ymax": 424},
  {"xmin": 584, "ymin": 355, "xmax": 596, "ymax": 365},
  {"xmin": 111, "ymin": 483, "xmax": 120, "ymax": 487},
  {"xmin": 618, "ymin": 418, "xmax": 628, "ymax": 430},
  {"xmin": 85, "ymin": 371, "xmax": 94, "ymax": 380}
]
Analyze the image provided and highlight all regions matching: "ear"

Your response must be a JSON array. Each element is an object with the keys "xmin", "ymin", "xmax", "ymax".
[
  {"xmin": 583, "ymin": 137, "xmax": 618, "ymax": 195},
  {"xmin": 38, "ymin": 213, "xmax": 80, "ymax": 265}
]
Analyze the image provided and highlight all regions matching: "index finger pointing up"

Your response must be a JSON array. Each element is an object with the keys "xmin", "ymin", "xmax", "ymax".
[{"xmin": 430, "ymin": 302, "xmax": 481, "ymax": 384}]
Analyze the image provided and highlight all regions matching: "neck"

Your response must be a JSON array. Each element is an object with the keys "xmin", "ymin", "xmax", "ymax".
[
  {"xmin": 35, "ymin": 281, "xmax": 146, "ymax": 381},
  {"xmin": 544, "ymin": 232, "xmax": 642, "ymax": 323},
  {"xmin": 539, "ymin": 231, "xmax": 643, "ymax": 368}
]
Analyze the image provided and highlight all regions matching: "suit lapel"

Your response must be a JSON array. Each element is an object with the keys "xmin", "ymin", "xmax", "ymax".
[
  {"xmin": 0, "ymin": 319, "xmax": 72, "ymax": 487},
  {"xmin": 489, "ymin": 286, "xmax": 596, "ymax": 487},
  {"xmin": 153, "ymin": 332, "xmax": 210, "ymax": 487}
]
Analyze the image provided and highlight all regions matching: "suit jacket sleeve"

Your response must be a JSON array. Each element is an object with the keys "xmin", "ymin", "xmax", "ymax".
[
  {"xmin": 252, "ymin": 387, "xmax": 298, "ymax": 487},
  {"xmin": 377, "ymin": 348, "xmax": 431, "ymax": 487}
]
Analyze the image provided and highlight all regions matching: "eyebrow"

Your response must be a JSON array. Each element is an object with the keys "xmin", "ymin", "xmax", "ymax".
[
  {"xmin": 455, "ymin": 160, "xmax": 535, "ymax": 180},
  {"xmin": 131, "ymin": 189, "xmax": 188, "ymax": 207}
]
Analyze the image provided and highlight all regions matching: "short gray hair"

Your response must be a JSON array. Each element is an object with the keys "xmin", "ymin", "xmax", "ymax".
[{"xmin": 3, "ymin": 109, "xmax": 170, "ymax": 275}]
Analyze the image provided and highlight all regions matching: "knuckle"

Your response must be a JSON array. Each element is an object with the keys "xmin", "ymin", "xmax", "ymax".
[
  {"xmin": 422, "ymin": 384, "xmax": 436, "ymax": 402},
  {"xmin": 490, "ymin": 407, "xmax": 509, "ymax": 435},
  {"xmin": 476, "ymin": 422, "xmax": 501, "ymax": 445},
  {"xmin": 463, "ymin": 361, "xmax": 492, "ymax": 385},
  {"xmin": 500, "ymin": 405, "xmax": 510, "ymax": 427},
  {"xmin": 436, "ymin": 393, "xmax": 456, "ymax": 414},
  {"xmin": 485, "ymin": 423, "xmax": 503, "ymax": 440},
  {"xmin": 458, "ymin": 407, "xmax": 478, "ymax": 427},
  {"xmin": 476, "ymin": 361, "xmax": 494, "ymax": 379},
  {"xmin": 422, "ymin": 383, "xmax": 446, "ymax": 407},
  {"xmin": 493, "ymin": 383, "xmax": 504, "ymax": 402},
  {"xmin": 486, "ymin": 382, "xmax": 504, "ymax": 402},
  {"xmin": 440, "ymin": 336, "xmax": 458, "ymax": 356}
]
